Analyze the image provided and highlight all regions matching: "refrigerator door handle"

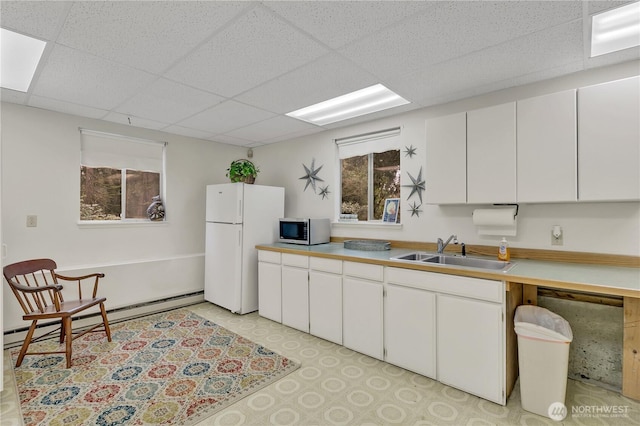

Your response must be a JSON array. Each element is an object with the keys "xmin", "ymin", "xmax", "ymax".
[{"xmin": 238, "ymin": 199, "xmax": 242, "ymax": 219}]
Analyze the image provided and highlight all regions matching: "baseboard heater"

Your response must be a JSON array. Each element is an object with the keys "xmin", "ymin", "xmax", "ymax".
[{"xmin": 3, "ymin": 291, "xmax": 205, "ymax": 349}]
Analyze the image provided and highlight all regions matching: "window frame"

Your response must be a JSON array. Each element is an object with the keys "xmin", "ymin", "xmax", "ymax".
[
  {"xmin": 336, "ymin": 128, "xmax": 402, "ymax": 224},
  {"xmin": 79, "ymin": 129, "xmax": 167, "ymax": 225}
]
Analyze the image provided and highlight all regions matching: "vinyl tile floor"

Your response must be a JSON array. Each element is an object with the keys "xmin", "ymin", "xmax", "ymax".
[{"xmin": 2, "ymin": 302, "xmax": 639, "ymax": 425}]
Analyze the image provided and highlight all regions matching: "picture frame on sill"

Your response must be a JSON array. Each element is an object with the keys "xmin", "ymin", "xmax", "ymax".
[{"xmin": 382, "ymin": 198, "xmax": 400, "ymax": 223}]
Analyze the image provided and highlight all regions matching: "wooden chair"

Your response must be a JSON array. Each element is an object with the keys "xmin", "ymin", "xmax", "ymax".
[{"xmin": 3, "ymin": 258, "xmax": 112, "ymax": 368}]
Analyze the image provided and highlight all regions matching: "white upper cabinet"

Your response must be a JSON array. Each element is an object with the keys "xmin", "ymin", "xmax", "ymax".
[
  {"xmin": 425, "ymin": 112, "xmax": 467, "ymax": 204},
  {"xmin": 578, "ymin": 76, "xmax": 640, "ymax": 201},
  {"xmin": 467, "ymin": 102, "xmax": 517, "ymax": 204},
  {"xmin": 517, "ymin": 90, "xmax": 577, "ymax": 203}
]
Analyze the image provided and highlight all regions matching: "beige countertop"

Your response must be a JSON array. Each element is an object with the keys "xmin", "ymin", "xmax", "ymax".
[{"xmin": 256, "ymin": 242, "xmax": 640, "ymax": 298}]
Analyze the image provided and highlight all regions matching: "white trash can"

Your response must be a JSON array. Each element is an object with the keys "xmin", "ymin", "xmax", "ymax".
[{"xmin": 514, "ymin": 305, "xmax": 573, "ymax": 420}]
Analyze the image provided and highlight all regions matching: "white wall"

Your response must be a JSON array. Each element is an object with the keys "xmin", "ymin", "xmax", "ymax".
[
  {"xmin": 256, "ymin": 61, "xmax": 640, "ymax": 256},
  {"xmin": 1, "ymin": 103, "xmax": 246, "ymax": 330}
]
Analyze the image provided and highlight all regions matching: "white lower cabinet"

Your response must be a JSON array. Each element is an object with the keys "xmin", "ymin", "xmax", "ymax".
[
  {"xmin": 343, "ymin": 262, "xmax": 384, "ymax": 360},
  {"xmin": 257, "ymin": 251, "xmax": 281, "ymax": 323},
  {"xmin": 309, "ymin": 257, "xmax": 343, "ymax": 344},
  {"xmin": 437, "ymin": 294, "xmax": 504, "ymax": 405},
  {"xmin": 257, "ymin": 251, "xmax": 507, "ymax": 405},
  {"xmin": 281, "ymin": 254, "xmax": 309, "ymax": 333},
  {"xmin": 384, "ymin": 283, "xmax": 436, "ymax": 378},
  {"xmin": 343, "ymin": 277, "xmax": 384, "ymax": 360}
]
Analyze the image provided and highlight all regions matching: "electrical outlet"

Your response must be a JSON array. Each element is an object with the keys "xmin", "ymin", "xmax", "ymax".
[
  {"xmin": 26, "ymin": 215, "xmax": 38, "ymax": 227},
  {"xmin": 551, "ymin": 225, "xmax": 563, "ymax": 246}
]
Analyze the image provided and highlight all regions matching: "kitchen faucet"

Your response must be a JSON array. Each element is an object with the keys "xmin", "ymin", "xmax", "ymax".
[{"xmin": 437, "ymin": 234, "xmax": 458, "ymax": 253}]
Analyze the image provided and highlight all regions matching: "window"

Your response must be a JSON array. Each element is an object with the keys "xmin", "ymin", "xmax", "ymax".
[
  {"xmin": 80, "ymin": 129, "xmax": 166, "ymax": 221},
  {"xmin": 337, "ymin": 128, "xmax": 401, "ymax": 222}
]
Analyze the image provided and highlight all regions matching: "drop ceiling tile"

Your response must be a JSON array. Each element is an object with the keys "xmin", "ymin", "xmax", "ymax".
[
  {"xmin": 28, "ymin": 95, "xmax": 108, "ymax": 119},
  {"xmin": 587, "ymin": 1, "xmax": 636, "ymax": 15},
  {"xmin": 209, "ymin": 134, "xmax": 253, "ymax": 147},
  {"xmin": 177, "ymin": 100, "xmax": 276, "ymax": 134},
  {"xmin": 161, "ymin": 125, "xmax": 215, "ymax": 141},
  {"xmin": 116, "ymin": 78, "xmax": 225, "ymax": 124},
  {"xmin": 102, "ymin": 111, "xmax": 167, "ymax": 131},
  {"xmin": 1, "ymin": 88, "xmax": 28, "ymax": 104},
  {"xmin": 32, "ymin": 44, "xmax": 154, "ymax": 111},
  {"xmin": 264, "ymin": 1, "xmax": 436, "ymax": 49},
  {"xmin": 57, "ymin": 1, "xmax": 248, "ymax": 74},
  {"xmin": 225, "ymin": 115, "xmax": 319, "ymax": 143},
  {"xmin": 0, "ymin": 1, "xmax": 71, "ymax": 39},
  {"xmin": 391, "ymin": 20, "xmax": 585, "ymax": 106},
  {"xmin": 236, "ymin": 53, "xmax": 378, "ymax": 114},
  {"xmin": 165, "ymin": 5, "xmax": 328, "ymax": 98},
  {"xmin": 340, "ymin": 1, "xmax": 584, "ymax": 80}
]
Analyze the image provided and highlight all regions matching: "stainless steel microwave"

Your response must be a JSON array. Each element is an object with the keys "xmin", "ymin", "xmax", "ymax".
[{"xmin": 279, "ymin": 218, "xmax": 331, "ymax": 245}]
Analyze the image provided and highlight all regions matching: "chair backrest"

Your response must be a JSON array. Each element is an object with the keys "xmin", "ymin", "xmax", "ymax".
[{"xmin": 3, "ymin": 258, "xmax": 61, "ymax": 315}]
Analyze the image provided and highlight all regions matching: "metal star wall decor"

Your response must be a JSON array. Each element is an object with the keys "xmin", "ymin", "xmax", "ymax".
[
  {"xmin": 404, "ymin": 145, "xmax": 417, "ymax": 158},
  {"xmin": 300, "ymin": 158, "xmax": 324, "ymax": 192},
  {"xmin": 318, "ymin": 185, "xmax": 330, "ymax": 199},
  {"xmin": 408, "ymin": 200, "xmax": 422, "ymax": 217},
  {"xmin": 402, "ymin": 166, "xmax": 425, "ymax": 202}
]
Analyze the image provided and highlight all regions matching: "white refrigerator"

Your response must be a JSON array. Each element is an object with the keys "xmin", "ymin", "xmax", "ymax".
[{"xmin": 204, "ymin": 182, "xmax": 284, "ymax": 314}]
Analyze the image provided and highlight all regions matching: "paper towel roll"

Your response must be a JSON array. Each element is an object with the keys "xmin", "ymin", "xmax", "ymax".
[
  {"xmin": 473, "ymin": 208, "xmax": 517, "ymax": 236},
  {"xmin": 472, "ymin": 208, "xmax": 516, "ymax": 226}
]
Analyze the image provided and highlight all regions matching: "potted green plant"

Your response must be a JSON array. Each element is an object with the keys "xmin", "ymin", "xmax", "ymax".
[{"xmin": 226, "ymin": 159, "xmax": 259, "ymax": 183}]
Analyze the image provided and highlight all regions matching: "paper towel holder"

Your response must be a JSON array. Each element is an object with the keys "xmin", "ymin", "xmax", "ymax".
[{"xmin": 492, "ymin": 203, "xmax": 519, "ymax": 218}]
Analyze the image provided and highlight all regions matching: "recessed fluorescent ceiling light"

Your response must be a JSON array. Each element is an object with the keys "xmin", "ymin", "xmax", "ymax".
[
  {"xmin": 591, "ymin": 1, "xmax": 640, "ymax": 57},
  {"xmin": 286, "ymin": 84, "xmax": 410, "ymax": 126},
  {"xmin": 0, "ymin": 28, "xmax": 46, "ymax": 92}
]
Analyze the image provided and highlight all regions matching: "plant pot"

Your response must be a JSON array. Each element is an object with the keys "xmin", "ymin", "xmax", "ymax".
[{"xmin": 241, "ymin": 176, "xmax": 255, "ymax": 184}]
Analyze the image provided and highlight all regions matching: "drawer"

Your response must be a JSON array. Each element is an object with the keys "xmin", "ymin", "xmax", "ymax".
[
  {"xmin": 387, "ymin": 267, "xmax": 504, "ymax": 303},
  {"xmin": 343, "ymin": 261, "xmax": 384, "ymax": 282},
  {"xmin": 309, "ymin": 257, "xmax": 342, "ymax": 274},
  {"xmin": 282, "ymin": 253, "xmax": 309, "ymax": 268},
  {"xmin": 258, "ymin": 250, "xmax": 281, "ymax": 264}
]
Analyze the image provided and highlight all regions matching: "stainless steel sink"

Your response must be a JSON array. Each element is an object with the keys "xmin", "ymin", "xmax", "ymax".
[{"xmin": 391, "ymin": 252, "xmax": 514, "ymax": 272}]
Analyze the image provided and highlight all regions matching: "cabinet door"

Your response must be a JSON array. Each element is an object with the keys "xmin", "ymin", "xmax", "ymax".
[
  {"xmin": 343, "ymin": 277, "xmax": 383, "ymax": 360},
  {"xmin": 309, "ymin": 270, "xmax": 342, "ymax": 344},
  {"xmin": 385, "ymin": 284, "xmax": 436, "ymax": 378},
  {"xmin": 258, "ymin": 261, "xmax": 281, "ymax": 323},
  {"xmin": 281, "ymin": 266, "xmax": 309, "ymax": 332},
  {"xmin": 437, "ymin": 294, "xmax": 504, "ymax": 405},
  {"xmin": 578, "ymin": 76, "xmax": 640, "ymax": 201},
  {"xmin": 517, "ymin": 90, "xmax": 577, "ymax": 203},
  {"xmin": 425, "ymin": 112, "xmax": 467, "ymax": 204},
  {"xmin": 467, "ymin": 102, "xmax": 516, "ymax": 204}
]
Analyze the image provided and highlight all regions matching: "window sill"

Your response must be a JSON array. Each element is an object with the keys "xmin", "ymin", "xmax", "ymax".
[
  {"xmin": 77, "ymin": 220, "xmax": 168, "ymax": 229},
  {"xmin": 332, "ymin": 221, "xmax": 402, "ymax": 229}
]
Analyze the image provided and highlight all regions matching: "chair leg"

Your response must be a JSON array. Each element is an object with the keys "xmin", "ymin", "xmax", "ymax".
[
  {"xmin": 64, "ymin": 316, "xmax": 73, "ymax": 368},
  {"xmin": 100, "ymin": 303, "xmax": 112, "ymax": 342},
  {"xmin": 16, "ymin": 321, "xmax": 38, "ymax": 367},
  {"xmin": 59, "ymin": 319, "xmax": 66, "ymax": 343}
]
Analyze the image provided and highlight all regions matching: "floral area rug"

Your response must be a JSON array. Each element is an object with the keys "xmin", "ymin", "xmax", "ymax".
[{"xmin": 11, "ymin": 308, "xmax": 299, "ymax": 425}]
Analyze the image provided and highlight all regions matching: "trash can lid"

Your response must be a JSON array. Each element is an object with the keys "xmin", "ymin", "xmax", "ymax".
[{"xmin": 514, "ymin": 305, "xmax": 573, "ymax": 342}]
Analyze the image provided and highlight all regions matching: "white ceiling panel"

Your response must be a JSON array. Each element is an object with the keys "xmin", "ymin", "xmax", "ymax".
[
  {"xmin": 177, "ymin": 100, "xmax": 275, "ymax": 134},
  {"xmin": 225, "ymin": 115, "xmax": 318, "ymax": 143},
  {"xmin": 263, "ymin": 1, "xmax": 436, "ymax": 49},
  {"xmin": 1, "ymin": 1, "xmax": 638, "ymax": 147},
  {"xmin": 56, "ymin": 1, "xmax": 248, "ymax": 74},
  {"xmin": 31, "ymin": 44, "xmax": 154, "ymax": 110},
  {"xmin": 102, "ymin": 111, "xmax": 168, "ymax": 131},
  {"xmin": 0, "ymin": 1, "xmax": 71, "ymax": 40},
  {"xmin": 236, "ymin": 53, "xmax": 379, "ymax": 113},
  {"xmin": 28, "ymin": 95, "xmax": 108, "ymax": 120},
  {"xmin": 166, "ymin": 5, "xmax": 328, "ymax": 97},
  {"xmin": 115, "ymin": 78, "xmax": 225, "ymax": 124}
]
